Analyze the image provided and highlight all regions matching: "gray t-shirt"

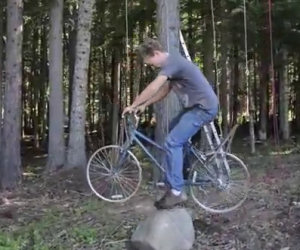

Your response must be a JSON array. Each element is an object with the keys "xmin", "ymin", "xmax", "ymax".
[{"xmin": 158, "ymin": 54, "xmax": 218, "ymax": 110}]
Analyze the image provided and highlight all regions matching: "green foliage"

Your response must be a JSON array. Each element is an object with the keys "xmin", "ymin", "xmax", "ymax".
[
  {"xmin": 71, "ymin": 226, "xmax": 98, "ymax": 245},
  {"xmin": 0, "ymin": 234, "xmax": 19, "ymax": 250},
  {"xmin": 0, "ymin": 204, "xmax": 101, "ymax": 249}
]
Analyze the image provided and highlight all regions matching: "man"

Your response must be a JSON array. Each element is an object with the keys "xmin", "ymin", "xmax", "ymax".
[{"xmin": 122, "ymin": 38, "xmax": 219, "ymax": 209}]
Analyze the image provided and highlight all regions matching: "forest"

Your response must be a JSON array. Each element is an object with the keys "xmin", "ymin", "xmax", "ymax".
[{"xmin": 0, "ymin": 0, "xmax": 300, "ymax": 249}]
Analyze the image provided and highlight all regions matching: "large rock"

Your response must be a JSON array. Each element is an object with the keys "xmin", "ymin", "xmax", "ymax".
[{"xmin": 130, "ymin": 208, "xmax": 195, "ymax": 250}]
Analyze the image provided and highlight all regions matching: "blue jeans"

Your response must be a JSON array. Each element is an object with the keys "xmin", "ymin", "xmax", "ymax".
[{"xmin": 164, "ymin": 106, "xmax": 218, "ymax": 191}]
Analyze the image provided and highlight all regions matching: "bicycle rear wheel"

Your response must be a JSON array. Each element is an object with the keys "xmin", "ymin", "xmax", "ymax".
[
  {"xmin": 87, "ymin": 145, "xmax": 142, "ymax": 202},
  {"xmin": 189, "ymin": 152, "xmax": 250, "ymax": 213}
]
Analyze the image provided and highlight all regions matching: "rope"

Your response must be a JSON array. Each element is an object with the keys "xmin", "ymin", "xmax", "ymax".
[
  {"xmin": 179, "ymin": 31, "xmax": 191, "ymax": 61},
  {"xmin": 125, "ymin": 0, "xmax": 129, "ymax": 70},
  {"xmin": 210, "ymin": 0, "xmax": 219, "ymax": 86},
  {"xmin": 164, "ymin": 0, "xmax": 170, "ymax": 134},
  {"xmin": 243, "ymin": 0, "xmax": 250, "ymax": 78},
  {"xmin": 243, "ymin": 0, "xmax": 250, "ymax": 112},
  {"xmin": 164, "ymin": 0, "xmax": 170, "ymax": 53}
]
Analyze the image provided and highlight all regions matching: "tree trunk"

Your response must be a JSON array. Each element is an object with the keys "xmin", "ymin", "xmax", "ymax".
[
  {"xmin": 202, "ymin": 1, "xmax": 215, "ymax": 86},
  {"xmin": 31, "ymin": 28, "xmax": 40, "ymax": 149},
  {"xmin": 47, "ymin": 0, "xmax": 65, "ymax": 171},
  {"xmin": 155, "ymin": 0, "xmax": 181, "ymax": 140},
  {"xmin": 249, "ymin": 60, "xmax": 256, "ymax": 154},
  {"xmin": 39, "ymin": 25, "xmax": 48, "ymax": 146},
  {"xmin": 279, "ymin": 49, "xmax": 289, "ymax": 140},
  {"xmin": 259, "ymin": 55, "xmax": 269, "ymax": 140},
  {"xmin": 187, "ymin": 0, "xmax": 195, "ymax": 60},
  {"xmin": 154, "ymin": 0, "xmax": 181, "ymax": 182},
  {"xmin": 258, "ymin": 1, "xmax": 272, "ymax": 140},
  {"xmin": 130, "ymin": 38, "xmax": 135, "ymax": 104},
  {"xmin": 101, "ymin": 49, "xmax": 108, "ymax": 125},
  {"xmin": 232, "ymin": 44, "xmax": 240, "ymax": 126},
  {"xmin": 296, "ymin": 57, "xmax": 300, "ymax": 131},
  {"xmin": 220, "ymin": 7, "xmax": 229, "ymax": 136},
  {"xmin": 156, "ymin": 0, "xmax": 180, "ymax": 54},
  {"xmin": 0, "ymin": 2, "xmax": 4, "ymax": 142},
  {"xmin": 253, "ymin": 55, "xmax": 258, "ymax": 122},
  {"xmin": 66, "ymin": 0, "xmax": 95, "ymax": 168},
  {"xmin": 0, "ymin": 0, "xmax": 23, "ymax": 189},
  {"xmin": 67, "ymin": 5, "xmax": 77, "ymax": 129},
  {"xmin": 111, "ymin": 50, "xmax": 120, "ymax": 145}
]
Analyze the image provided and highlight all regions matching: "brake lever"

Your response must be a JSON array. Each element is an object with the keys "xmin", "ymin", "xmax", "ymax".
[{"xmin": 133, "ymin": 112, "xmax": 140, "ymax": 128}]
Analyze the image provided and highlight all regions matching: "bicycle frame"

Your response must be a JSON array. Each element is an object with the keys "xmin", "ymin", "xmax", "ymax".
[
  {"xmin": 122, "ymin": 118, "xmax": 218, "ymax": 187},
  {"xmin": 130, "ymin": 129, "xmax": 167, "ymax": 173}
]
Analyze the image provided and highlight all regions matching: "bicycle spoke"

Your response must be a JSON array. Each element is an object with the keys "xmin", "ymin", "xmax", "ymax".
[
  {"xmin": 110, "ymin": 179, "xmax": 124, "ymax": 200},
  {"xmin": 118, "ymin": 174, "xmax": 140, "ymax": 186},
  {"xmin": 116, "ymin": 179, "xmax": 135, "ymax": 197},
  {"xmin": 117, "ymin": 178, "xmax": 131, "ymax": 198},
  {"xmin": 190, "ymin": 152, "xmax": 249, "ymax": 213},
  {"xmin": 94, "ymin": 152, "xmax": 104, "ymax": 165},
  {"xmin": 119, "ymin": 170, "xmax": 140, "ymax": 178},
  {"xmin": 87, "ymin": 145, "xmax": 142, "ymax": 202},
  {"xmin": 89, "ymin": 169, "xmax": 111, "ymax": 177},
  {"xmin": 118, "ymin": 177, "xmax": 136, "ymax": 197},
  {"xmin": 118, "ymin": 176, "xmax": 138, "ymax": 193},
  {"xmin": 117, "ymin": 161, "xmax": 132, "ymax": 173},
  {"xmin": 95, "ymin": 180, "xmax": 109, "ymax": 195},
  {"xmin": 100, "ymin": 150, "xmax": 113, "ymax": 170},
  {"xmin": 110, "ymin": 179, "xmax": 118, "ymax": 198},
  {"xmin": 90, "ymin": 173, "xmax": 110, "ymax": 182},
  {"xmin": 118, "ymin": 173, "xmax": 140, "ymax": 183},
  {"xmin": 90, "ymin": 162, "xmax": 110, "ymax": 173}
]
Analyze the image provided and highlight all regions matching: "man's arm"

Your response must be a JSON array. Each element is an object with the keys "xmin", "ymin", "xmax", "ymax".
[
  {"xmin": 143, "ymin": 82, "xmax": 171, "ymax": 107},
  {"xmin": 131, "ymin": 75, "xmax": 168, "ymax": 108}
]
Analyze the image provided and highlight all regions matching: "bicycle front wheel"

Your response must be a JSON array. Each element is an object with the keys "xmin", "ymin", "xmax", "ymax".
[
  {"xmin": 87, "ymin": 145, "xmax": 142, "ymax": 203},
  {"xmin": 189, "ymin": 152, "xmax": 250, "ymax": 213}
]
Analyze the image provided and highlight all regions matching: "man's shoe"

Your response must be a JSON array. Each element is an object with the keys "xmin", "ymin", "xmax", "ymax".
[{"xmin": 154, "ymin": 190, "xmax": 187, "ymax": 209}]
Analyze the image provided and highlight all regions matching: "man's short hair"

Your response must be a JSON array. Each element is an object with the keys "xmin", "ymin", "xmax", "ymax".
[{"xmin": 138, "ymin": 38, "xmax": 165, "ymax": 58}]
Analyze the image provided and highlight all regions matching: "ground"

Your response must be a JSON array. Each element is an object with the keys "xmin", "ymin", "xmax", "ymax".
[{"xmin": 0, "ymin": 140, "xmax": 300, "ymax": 250}]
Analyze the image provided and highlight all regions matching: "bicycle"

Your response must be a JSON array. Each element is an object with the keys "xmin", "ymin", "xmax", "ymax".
[{"xmin": 86, "ymin": 113, "xmax": 250, "ymax": 213}]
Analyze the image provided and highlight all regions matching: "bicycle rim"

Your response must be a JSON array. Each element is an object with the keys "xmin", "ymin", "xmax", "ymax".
[
  {"xmin": 189, "ymin": 152, "xmax": 250, "ymax": 213},
  {"xmin": 86, "ymin": 145, "xmax": 142, "ymax": 202}
]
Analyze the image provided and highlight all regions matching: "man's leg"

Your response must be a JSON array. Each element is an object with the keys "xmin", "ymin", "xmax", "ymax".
[{"xmin": 155, "ymin": 107, "xmax": 217, "ymax": 209}]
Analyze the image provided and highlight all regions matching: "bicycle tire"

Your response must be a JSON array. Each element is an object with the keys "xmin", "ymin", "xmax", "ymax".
[
  {"xmin": 86, "ymin": 145, "xmax": 142, "ymax": 202},
  {"xmin": 189, "ymin": 152, "xmax": 250, "ymax": 213}
]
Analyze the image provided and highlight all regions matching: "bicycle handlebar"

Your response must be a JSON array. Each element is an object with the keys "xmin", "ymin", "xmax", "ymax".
[{"xmin": 122, "ymin": 112, "xmax": 140, "ymax": 129}]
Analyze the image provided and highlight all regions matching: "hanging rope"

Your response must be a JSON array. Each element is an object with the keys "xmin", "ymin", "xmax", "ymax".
[
  {"xmin": 125, "ymin": 0, "xmax": 129, "ymax": 70},
  {"xmin": 210, "ymin": 0, "xmax": 219, "ymax": 86},
  {"xmin": 243, "ymin": 0, "xmax": 250, "ymax": 113},
  {"xmin": 164, "ymin": 0, "xmax": 170, "ymax": 53},
  {"xmin": 243, "ymin": 0, "xmax": 250, "ymax": 79},
  {"xmin": 164, "ymin": 0, "xmax": 170, "ymax": 135}
]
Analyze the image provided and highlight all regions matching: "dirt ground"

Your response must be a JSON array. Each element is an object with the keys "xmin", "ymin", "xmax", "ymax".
[{"xmin": 0, "ymin": 142, "xmax": 300, "ymax": 250}]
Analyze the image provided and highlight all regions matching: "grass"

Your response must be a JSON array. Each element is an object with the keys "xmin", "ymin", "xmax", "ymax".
[{"xmin": 0, "ymin": 198, "xmax": 110, "ymax": 249}]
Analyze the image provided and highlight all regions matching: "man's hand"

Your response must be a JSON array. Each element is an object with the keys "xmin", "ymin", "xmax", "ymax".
[
  {"xmin": 122, "ymin": 105, "xmax": 136, "ymax": 117},
  {"xmin": 122, "ymin": 104, "xmax": 147, "ymax": 118},
  {"xmin": 135, "ymin": 104, "xmax": 146, "ymax": 115}
]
